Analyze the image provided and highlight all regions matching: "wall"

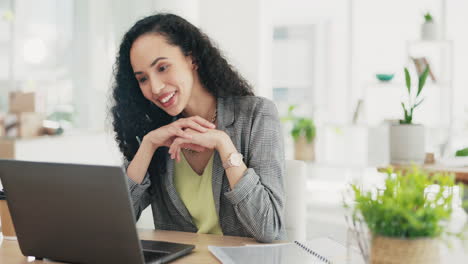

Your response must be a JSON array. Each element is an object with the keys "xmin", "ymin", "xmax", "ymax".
[
  {"xmin": 199, "ymin": 0, "xmax": 272, "ymax": 98},
  {"xmin": 271, "ymin": 0, "xmax": 351, "ymax": 123}
]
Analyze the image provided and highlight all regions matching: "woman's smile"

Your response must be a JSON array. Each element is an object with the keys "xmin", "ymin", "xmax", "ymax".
[{"xmin": 155, "ymin": 90, "xmax": 178, "ymax": 108}]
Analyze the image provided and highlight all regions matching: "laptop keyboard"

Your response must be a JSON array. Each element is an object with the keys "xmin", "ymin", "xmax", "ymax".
[
  {"xmin": 143, "ymin": 250, "xmax": 169, "ymax": 263},
  {"xmin": 140, "ymin": 240, "xmax": 194, "ymax": 263}
]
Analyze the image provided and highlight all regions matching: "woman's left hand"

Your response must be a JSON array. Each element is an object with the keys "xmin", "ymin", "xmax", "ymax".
[{"xmin": 168, "ymin": 128, "xmax": 226, "ymax": 162}]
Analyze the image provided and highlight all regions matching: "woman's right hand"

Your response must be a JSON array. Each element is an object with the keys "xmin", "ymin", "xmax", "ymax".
[{"xmin": 143, "ymin": 115, "xmax": 215, "ymax": 152}]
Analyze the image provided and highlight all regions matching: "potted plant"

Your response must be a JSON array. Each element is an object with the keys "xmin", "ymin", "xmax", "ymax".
[
  {"xmin": 347, "ymin": 167, "xmax": 461, "ymax": 264},
  {"xmin": 421, "ymin": 12, "xmax": 438, "ymax": 41},
  {"xmin": 282, "ymin": 105, "xmax": 316, "ymax": 161},
  {"xmin": 389, "ymin": 66, "xmax": 429, "ymax": 164},
  {"xmin": 455, "ymin": 147, "xmax": 468, "ymax": 157}
]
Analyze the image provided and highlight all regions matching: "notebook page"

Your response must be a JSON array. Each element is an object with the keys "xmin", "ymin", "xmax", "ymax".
[
  {"xmin": 296, "ymin": 237, "xmax": 364, "ymax": 264},
  {"xmin": 208, "ymin": 243, "xmax": 327, "ymax": 264}
]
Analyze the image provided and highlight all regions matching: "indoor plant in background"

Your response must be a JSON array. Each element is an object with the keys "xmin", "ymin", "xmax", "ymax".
[
  {"xmin": 421, "ymin": 12, "xmax": 438, "ymax": 41},
  {"xmin": 455, "ymin": 147, "xmax": 468, "ymax": 157},
  {"xmin": 455, "ymin": 147, "xmax": 468, "ymax": 214},
  {"xmin": 347, "ymin": 167, "xmax": 462, "ymax": 264},
  {"xmin": 389, "ymin": 66, "xmax": 430, "ymax": 164},
  {"xmin": 282, "ymin": 105, "xmax": 316, "ymax": 161}
]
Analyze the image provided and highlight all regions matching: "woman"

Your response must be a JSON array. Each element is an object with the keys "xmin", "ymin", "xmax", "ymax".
[{"xmin": 110, "ymin": 13, "xmax": 285, "ymax": 242}]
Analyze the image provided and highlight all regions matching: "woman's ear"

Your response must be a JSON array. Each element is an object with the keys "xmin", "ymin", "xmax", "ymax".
[{"xmin": 185, "ymin": 53, "xmax": 197, "ymax": 70}]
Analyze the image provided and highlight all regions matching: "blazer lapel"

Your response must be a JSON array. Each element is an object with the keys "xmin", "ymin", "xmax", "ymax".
[
  {"xmin": 212, "ymin": 97, "xmax": 235, "ymax": 216},
  {"xmin": 164, "ymin": 133, "xmax": 195, "ymax": 227}
]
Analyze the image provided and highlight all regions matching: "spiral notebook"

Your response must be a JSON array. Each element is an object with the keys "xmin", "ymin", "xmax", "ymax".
[{"xmin": 209, "ymin": 237, "xmax": 363, "ymax": 264}]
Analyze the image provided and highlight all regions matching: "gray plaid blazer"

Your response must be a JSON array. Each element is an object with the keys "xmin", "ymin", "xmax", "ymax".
[{"xmin": 126, "ymin": 96, "xmax": 286, "ymax": 242}]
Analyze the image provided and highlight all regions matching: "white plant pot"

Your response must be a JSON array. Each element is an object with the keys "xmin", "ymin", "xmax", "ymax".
[
  {"xmin": 421, "ymin": 22, "xmax": 438, "ymax": 41},
  {"xmin": 389, "ymin": 124, "xmax": 425, "ymax": 164}
]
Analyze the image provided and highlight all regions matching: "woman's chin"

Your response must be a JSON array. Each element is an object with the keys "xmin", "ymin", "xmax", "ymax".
[{"xmin": 166, "ymin": 106, "xmax": 183, "ymax": 117}]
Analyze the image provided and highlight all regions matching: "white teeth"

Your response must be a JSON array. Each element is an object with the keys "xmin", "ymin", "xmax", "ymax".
[{"xmin": 160, "ymin": 92, "xmax": 175, "ymax": 103}]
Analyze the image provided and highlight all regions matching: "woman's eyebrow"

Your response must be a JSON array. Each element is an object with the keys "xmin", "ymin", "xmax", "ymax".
[{"xmin": 134, "ymin": 57, "xmax": 168, "ymax": 75}]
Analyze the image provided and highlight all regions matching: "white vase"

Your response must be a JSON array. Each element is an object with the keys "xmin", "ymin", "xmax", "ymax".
[
  {"xmin": 389, "ymin": 124, "xmax": 425, "ymax": 164},
  {"xmin": 421, "ymin": 22, "xmax": 438, "ymax": 41}
]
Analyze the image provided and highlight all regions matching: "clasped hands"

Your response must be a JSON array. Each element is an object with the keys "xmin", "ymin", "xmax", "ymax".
[{"xmin": 143, "ymin": 115, "xmax": 227, "ymax": 162}]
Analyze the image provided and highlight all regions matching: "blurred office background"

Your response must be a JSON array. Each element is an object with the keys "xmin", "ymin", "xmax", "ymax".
[{"xmin": 1, "ymin": 0, "xmax": 468, "ymax": 243}]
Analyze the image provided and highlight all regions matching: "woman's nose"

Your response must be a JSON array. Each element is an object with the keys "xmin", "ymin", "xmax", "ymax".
[{"xmin": 150, "ymin": 78, "xmax": 165, "ymax": 95}]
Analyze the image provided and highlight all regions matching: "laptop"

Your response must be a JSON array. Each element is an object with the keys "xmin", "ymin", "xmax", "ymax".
[{"xmin": 0, "ymin": 159, "xmax": 194, "ymax": 264}]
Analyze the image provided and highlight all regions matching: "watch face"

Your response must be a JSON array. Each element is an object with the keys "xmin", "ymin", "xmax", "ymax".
[{"xmin": 231, "ymin": 153, "xmax": 242, "ymax": 166}]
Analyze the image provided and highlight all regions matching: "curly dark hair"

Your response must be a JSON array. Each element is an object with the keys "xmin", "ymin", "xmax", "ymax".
[{"xmin": 110, "ymin": 13, "xmax": 254, "ymax": 183}]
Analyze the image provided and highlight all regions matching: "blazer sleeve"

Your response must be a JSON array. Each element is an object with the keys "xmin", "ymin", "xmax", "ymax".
[
  {"xmin": 124, "ymin": 159, "xmax": 153, "ymax": 220},
  {"xmin": 224, "ymin": 99, "xmax": 286, "ymax": 242}
]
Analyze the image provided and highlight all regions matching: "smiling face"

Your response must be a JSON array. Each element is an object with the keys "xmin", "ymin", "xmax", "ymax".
[{"xmin": 130, "ymin": 33, "xmax": 197, "ymax": 116}]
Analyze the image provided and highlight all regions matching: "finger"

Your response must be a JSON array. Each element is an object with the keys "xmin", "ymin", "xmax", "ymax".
[
  {"xmin": 191, "ymin": 115, "xmax": 216, "ymax": 128},
  {"xmin": 178, "ymin": 119, "xmax": 209, "ymax": 133},
  {"xmin": 174, "ymin": 145, "xmax": 180, "ymax": 163},
  {"xmin": 179, "ymin": 129, "xmax": 193, "ymax": 139},
  {"xmin": 169, "ymin": 139, "xmax": 180, "ymax": 159},
  {"xmin": 187, "ymin": 120, "xmax": 209, "ymax": 133},
  {"xmin": 170, "ymin": 126, "xmax": 192, "ymax": 139},
  {"xmin": 169, "ymin": 141, "xmax": 177, "ymax": 159},
  {"xmin": 176, "ymin": 128, "xmax": 192, "ymax": 139},
  {"xmin": 176, "ymin": 147, "xmax": 181, "ymax": 163},
  {"xmin": 170, "ymin": 137, "xmax": 186, "ymax": 158},
  {"xmin": 170, "ymin": 147, "xmax": 175, "ymax": 160}
]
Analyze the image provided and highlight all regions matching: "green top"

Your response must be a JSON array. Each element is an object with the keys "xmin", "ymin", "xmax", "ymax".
[{"xmin": 174, "ymin": 153, "xmax": 223, "ymax": 235}]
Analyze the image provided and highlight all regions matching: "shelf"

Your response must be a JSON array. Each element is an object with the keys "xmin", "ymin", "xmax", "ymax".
[
  {"xmin": 406, "ymin": 40, "xmax": 453, "ymax": 46},
  {"xmin": 273, "ymin": 85, "xmax": 314, "ymax": 89},
  {"xmin": 272, "ymin": 83, "xmax": 314, "ymax": 88},
  {"xmin": 362, "ymin": 81, "xmax": 451, "ymax": 89}
]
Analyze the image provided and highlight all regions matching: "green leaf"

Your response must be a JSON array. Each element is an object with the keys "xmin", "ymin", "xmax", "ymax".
[
  {"xmin": 424, "ymin": 13, "xmax": 433, "ymax": 23},
  {"xmin": 400, "ymin": 102, "xmax": 411, "ymax": 124},
  {"xmin": 285, "ymin": 104, "xmax": 316, "ymax": 143},
  {"xmin": 346, "ymin": 167, "xmax": 458, "ymax": 238},
  {"xmin": 455, "ymin": 147, "xmax": 468, "ymax": 157},
  {"xmin": 281, "ymin": 104, "xmax": 297, "ymax": 123},
  {"xmin": 404, "ymin": 67, "xmax": 411, "ymax": 95},
  {"xmin": 291, "ymin": 117, "xmax": 316, "ymax": 142},
  {"xmin": 414, "ymin": 98, "xmax": 425, "ymax": 109},
  {"xmin": 417, "ymin": 66, "xmax": 430, "ymax": 97},
  {"xmin": 291, "ymin": 125, "xmax": 300, "ymax": 141}
]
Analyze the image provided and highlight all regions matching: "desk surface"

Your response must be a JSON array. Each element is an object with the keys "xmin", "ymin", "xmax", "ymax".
[
  {"xmin": 2, "ymin": 229, "xmax": 468, "ymax": 263},
  {"xmin": 0, "ymin": 229, "xmax": 258, "ymax": 264}
]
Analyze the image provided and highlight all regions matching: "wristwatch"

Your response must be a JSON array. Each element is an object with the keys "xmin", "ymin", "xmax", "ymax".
[{"xmin": 222, "ymin": 152, "xmax": 243, "ymax": 170}]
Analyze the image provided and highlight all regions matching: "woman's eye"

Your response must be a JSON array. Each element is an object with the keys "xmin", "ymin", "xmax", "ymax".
[
  {"xmin": 138, "ymin": 77, "xmax": 147, "ymax": 83},
  {"xmin": 158, "ymin": 65, "xmax": 169, "ymax": 72}
]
